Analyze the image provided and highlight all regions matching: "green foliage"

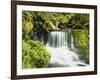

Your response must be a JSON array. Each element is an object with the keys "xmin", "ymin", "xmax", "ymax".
[
  {"xmin": 22, "ymin": 40, "xmax": 51, "ymax": 69},
  {"xmin": 67, "ymin": 14, "xmax": 89, "ymax": 29},
  {"xmin": 22, "ymin": 11, "xmax": 89, "ymax": 40},
  {"xmin": 22, "ymin": 11, "xmax": 34, "ymax": 40},
  {"xmin": 72, "ymin": 30, "xmax": 89, "ymax": 48}
]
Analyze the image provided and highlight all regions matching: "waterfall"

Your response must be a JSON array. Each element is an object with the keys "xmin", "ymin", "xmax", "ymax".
[
  {"xmin": 46, "ymin": 31, "xmax": 67, "ymax": 48},
  {"xmin": 46, "ymin": 30, "xmax": 86, "ymax": 67},
  {"xmin": 71, "ymin": 35, "xmax": 75, "ymax": 49},
  {"xmin": 70, "ymin": 30, "xmax": 75, "ymax": 50}
]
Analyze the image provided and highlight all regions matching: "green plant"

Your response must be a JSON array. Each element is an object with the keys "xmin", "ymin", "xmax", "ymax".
[
  {"xmin": 22, "ymin": 40, "xmax": 51, "ymax": 69},
  {"xmin": 72, "ymin": 30, "xmax": 89, "ymax": 48},
  {"xmin": 22, "ymin": 11, "xmax": 89, "ymax": 41},
  {"xmin": 22, "ymin": 11, "xmax": 34, "ymax": 40}
]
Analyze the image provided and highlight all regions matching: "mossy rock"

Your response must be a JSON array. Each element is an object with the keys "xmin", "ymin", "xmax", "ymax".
[
  {"xmin": 22, "ymin": 40, "xmax": 51, "ymax": 69},
  {"xmin": 76, "ymin": 48, "xmax": 89, "ymax": 64},
  {"xmin": 72, "ymin": 30, "xmax": 89, "ymax": 48}
]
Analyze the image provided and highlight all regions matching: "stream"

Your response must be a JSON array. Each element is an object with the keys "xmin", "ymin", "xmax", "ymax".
[{"xmin": 46, "ymin": 30, "xmax": 87, "ymax": 67}]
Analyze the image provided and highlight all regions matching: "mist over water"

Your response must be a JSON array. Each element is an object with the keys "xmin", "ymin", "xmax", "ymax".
[{"xmin": 46, "ymin": 30, "xmax": 87, "ymax": 67}]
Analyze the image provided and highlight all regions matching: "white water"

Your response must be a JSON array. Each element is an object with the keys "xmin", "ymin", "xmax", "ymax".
[{"xmin": 46, "ymin": 31, "xmax": 86, "ymax": 67}]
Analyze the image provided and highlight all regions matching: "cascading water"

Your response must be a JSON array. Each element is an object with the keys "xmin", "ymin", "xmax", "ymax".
[{"xmin": 46, "ymin": 30, "xmax": 86, "ymax": 67}]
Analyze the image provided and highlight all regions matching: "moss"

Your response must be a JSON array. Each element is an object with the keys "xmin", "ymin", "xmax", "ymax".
[
  {"xmin": 22, "ymin": 40, "xmax": 51, "ymax": 69},
  {"xmin": 72, "ymin": 29, "xmax": 89, "ymax": 64},
  {"xmin": 22, "ymin": 11, "xmax": 34, "ymax": 40},
  {"xmin": 72, "ymin": 30, "xmax": 89, "ymax": 48},
  {"xmin": 76, "ymin": 48, "xmax": 89, "ymax": 64}
]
